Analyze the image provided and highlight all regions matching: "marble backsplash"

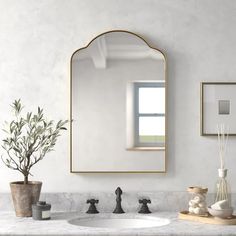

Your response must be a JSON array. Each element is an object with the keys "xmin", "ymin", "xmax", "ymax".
[{"xmin": 0, "ymin": 192, "xmax": 235, "ymax": 213}]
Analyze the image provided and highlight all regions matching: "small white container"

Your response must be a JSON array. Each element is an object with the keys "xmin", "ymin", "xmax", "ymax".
[{"xmin": 208, "ymin": 206, "xmax": 233, "ymax": 219}]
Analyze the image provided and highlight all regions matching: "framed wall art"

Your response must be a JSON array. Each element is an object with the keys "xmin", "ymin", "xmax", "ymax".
[{"xmin": 201, "ymin": 82, "xmax": 236, "ymax": 136}]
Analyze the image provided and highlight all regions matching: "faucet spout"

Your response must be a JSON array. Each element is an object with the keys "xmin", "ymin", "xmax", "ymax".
[{"xmin": 113, "ymin": 187, "xmax": 125, "ymax": 214}]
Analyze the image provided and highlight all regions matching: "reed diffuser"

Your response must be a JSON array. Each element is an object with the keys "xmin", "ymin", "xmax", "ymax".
[{"xmin": 214, "ymin": 124, "xmax": 231, "ymax": 207}]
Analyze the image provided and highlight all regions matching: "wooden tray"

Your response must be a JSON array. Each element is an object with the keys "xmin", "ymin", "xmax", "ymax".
[{"xmin": 179, "ymin": 211, "xmax": 236, "ymax": 225}]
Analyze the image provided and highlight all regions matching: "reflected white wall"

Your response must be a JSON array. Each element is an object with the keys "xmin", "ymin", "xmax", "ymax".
[{"xmin": 72, "ymin": 58, "xmax": 165, "ymax": 171}]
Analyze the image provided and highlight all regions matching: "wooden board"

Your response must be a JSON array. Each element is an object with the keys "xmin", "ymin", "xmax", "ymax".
[{"xmin": 179, "ymin": 211, "xmax": 236, "ymax": 225}]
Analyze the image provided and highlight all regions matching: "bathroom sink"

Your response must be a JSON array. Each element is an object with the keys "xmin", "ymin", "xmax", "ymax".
[{"xmin": 68, "ymin": 215, "xmax": 170, "ymax": 229}]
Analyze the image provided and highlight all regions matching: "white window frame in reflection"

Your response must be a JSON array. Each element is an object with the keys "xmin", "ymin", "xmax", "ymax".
[{"xmin": 134, "ymin": 82, "xmax": 165, "ymax": 147}]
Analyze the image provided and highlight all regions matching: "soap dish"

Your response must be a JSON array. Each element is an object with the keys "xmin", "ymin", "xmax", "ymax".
[{"xmin": 208, "ymin": 207, "xmax": 233, "ymax": 219}]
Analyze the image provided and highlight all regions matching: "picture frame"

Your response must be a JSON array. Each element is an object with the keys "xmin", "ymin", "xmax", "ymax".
[{"xmin": 200, "ymin": 82, "xmax": 236, "ymax": 136}]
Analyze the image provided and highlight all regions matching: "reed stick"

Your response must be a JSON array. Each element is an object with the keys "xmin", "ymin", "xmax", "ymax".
[{"xmin": 217, "ymin": 124, "xmax": 229, "ymax": 169}]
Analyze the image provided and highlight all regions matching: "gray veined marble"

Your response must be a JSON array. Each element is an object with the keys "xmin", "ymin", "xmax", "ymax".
[
  {"xmin": 0, "ymin": 191, "xmax": 236, "ymax": 212},
  {"xmin": 0, "ymin": 211, "xmax": 236, "ymax": 236},
  {"xmin": 0, "ymin": 192, "xmax": 236, "ymax": 235}
]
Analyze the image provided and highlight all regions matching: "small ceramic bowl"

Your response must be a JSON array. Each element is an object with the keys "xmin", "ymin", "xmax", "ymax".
[{"xmin": 208, "ymin": 206, "xmax": 233, "ymax": 219}]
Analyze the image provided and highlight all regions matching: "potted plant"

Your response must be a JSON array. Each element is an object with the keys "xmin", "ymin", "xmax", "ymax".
[{"xmin": 1, "ymin": 100, "xmax": 67, "ymax": 217}]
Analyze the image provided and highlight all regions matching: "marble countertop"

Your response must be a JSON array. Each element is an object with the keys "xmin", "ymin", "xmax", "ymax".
[{"xmin": 1, "ymin": 211, "xmax": 236, "ymax": 236}]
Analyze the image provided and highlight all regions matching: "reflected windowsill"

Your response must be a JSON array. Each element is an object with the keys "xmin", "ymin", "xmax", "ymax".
[{"xmin": 126, "ymin": 147, "xmax": 165, "ymax": 151}]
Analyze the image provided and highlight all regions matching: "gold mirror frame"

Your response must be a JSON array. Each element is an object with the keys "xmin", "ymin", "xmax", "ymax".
[{"xmin": 69, "ymin": 30, "xmax": 167, "ymax": 173}]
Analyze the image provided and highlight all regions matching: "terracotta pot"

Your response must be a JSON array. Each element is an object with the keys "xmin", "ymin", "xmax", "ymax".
[{"xmin": 10, "ymin": 181, "xmax": 42, "ymax": 217}]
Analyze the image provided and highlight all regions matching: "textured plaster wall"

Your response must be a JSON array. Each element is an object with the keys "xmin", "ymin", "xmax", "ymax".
[{"xmin": 0, "ymin": 0, "xmax": 236, "ymax": 192}]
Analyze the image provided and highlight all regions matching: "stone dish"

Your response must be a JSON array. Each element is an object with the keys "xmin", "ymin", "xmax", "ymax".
[{"xmin": 208, "ymin": 206, "xmax": 233, "ymax": 219}]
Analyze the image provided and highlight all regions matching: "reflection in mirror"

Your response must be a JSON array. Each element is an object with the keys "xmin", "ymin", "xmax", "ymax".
[{"xmin": 70, "ymin": 31, "xmax": 166, "ymax": 173}]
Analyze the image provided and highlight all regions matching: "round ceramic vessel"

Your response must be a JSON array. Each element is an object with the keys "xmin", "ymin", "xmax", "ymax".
[{"xmin": 208, "ymin": 206, "xmax": 233, "ymax": 219}]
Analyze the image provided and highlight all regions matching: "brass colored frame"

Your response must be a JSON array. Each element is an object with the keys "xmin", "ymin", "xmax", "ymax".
[
  {"xmin": 69, "ymin": 30, "xmax": 167, "ymax": 173},
  {"xmin": 200, "ymin": 82, "xmax": 236, "ymax": 136}
]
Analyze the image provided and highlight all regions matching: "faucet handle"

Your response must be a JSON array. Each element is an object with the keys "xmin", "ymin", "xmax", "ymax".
[
  {"xmin": 138, "ymin": 198, "xmax": 151, "ymax": 214},
  {"xmin": 86, "ymin": 199, "xmax": 99, "ymax": 214},
  {"xmin": 139, "ymin": 199, "xmax": 151, "ymax": 204},
  {"xmin": 87, "ymin": 199, "xmax": 99, "ymax": 204}
]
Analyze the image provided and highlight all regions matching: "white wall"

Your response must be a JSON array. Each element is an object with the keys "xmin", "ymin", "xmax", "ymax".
[{"xmin": 0, "ymin": 0, "xmax": 236, "ymax": 192}]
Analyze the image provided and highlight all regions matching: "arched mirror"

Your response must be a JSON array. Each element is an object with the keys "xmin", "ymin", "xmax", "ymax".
[{"xmin": 70, "ymin": 30, "xmax": 167, "ymax": 173}]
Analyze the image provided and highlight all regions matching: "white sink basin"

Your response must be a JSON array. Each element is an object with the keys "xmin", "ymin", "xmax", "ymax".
[{"xmin": 68, "ymin": 216, "xmax": 170, "ymax": 229}]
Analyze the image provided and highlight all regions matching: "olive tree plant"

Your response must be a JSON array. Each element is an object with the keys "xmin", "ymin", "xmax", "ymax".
[{"xmin": 1, "ymin": 100, "xmax": 68, "ymax": 184}]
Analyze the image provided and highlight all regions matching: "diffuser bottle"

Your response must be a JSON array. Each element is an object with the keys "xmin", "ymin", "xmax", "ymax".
[{"xmin": 214, "ymin": 168, "xmax": 231, "ymax": 207}]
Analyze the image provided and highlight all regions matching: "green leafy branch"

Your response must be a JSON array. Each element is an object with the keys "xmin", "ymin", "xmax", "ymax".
[{"xmin": 1, "ymin": 99, "xmax": 68, "ymax": 184}]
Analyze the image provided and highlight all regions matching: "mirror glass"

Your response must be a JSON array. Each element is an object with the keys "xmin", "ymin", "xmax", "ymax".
[{"xmin": 70, "ymin": 31, "xmax": 166, "ymax": 172}]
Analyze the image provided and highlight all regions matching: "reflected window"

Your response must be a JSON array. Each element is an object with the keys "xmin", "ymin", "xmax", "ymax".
[{"xmin": 134, "ymin": 82, "xmax": 165, "ymax": 147}]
